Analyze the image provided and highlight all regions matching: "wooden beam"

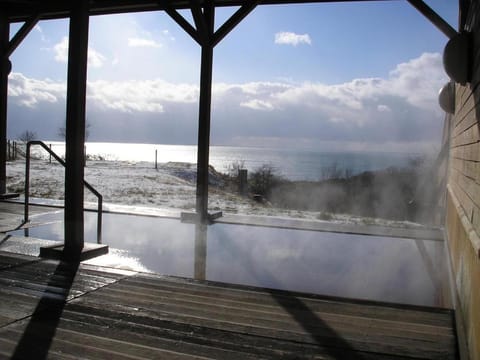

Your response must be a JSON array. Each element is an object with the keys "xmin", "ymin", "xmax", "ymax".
[
  {"xmin": 190, "ymin": 0, "xmax": 208, "ymax": 44},
  {"xmin": 64, "ymin": 0, "xmax": 89, "ymax": 259},
  {"xmin": 213, "ymin": 0, "xmax": 259, "ymax": 47},
  {"xmin": 407, "ymin": 0, "xmax": 458, "ymax": 39},
  {"xmin": 4, "ymin": 0, "xmax": 395, "ymax": 22},
  {"xmin": 6, "ymin": 13, "xmax": 40, "ymax": 58},
  {"xmin": 195, "ymin": 0, "xmax": 214, "ymax": 223},
  {"xmin": 0, "ymin": 13, "xmax": 9, "ymax": 195},
  {"xmin": 164, "ymin": 7, "xmax": 202, "ymax": 45}
]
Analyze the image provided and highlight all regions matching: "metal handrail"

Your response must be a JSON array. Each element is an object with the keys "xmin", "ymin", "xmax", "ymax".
[{"xmin": 24, "ymin": 141, "xmax": 103, "ymax": 244}]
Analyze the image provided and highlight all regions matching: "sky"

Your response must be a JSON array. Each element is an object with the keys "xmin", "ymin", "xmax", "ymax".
[{"xmin": 7, "ymin": 0, "xmax": 458, "ymax": 153}]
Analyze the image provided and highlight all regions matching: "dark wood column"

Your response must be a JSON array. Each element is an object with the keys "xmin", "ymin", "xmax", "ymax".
[
  {"xmin": 64, "ymin": 0, "xmax": 89, "ymax": 258},
  {"xmin": 195, "ymin": 2, "xmax": 214, "ymax": 223},
  {"xmin": 0, "ymin": 14, "xmax": 9, "ymax": 195},
  {"xmin": 167, "ymin": 0, "xmax": 257, "ymax": 224},
  {"xmin": 194, "ymin": 223, "xmax": 207, "ymax": 280}
]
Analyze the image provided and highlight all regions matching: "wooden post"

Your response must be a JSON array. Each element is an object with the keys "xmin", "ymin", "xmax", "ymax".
[
  {"xmin": 49, "ymin": 144, "xmax": 52, "ymax": 163},
  {"xmin": 155, "ymin": 149, "xmax": 158, "ymax": 170},
  {"xmin": 195, "ymin": 2, "xmax": 214, "ymax": 224},
  {"xmin": 238, "ymin": 169, "xmax": 248, "ymax": 195},
  {"xmin": 64, "ymin": 0, "xmax": 89, "ymax": 259},
  {"xmin": 166, "ymin": 0, "xmax": 257, "ymax": 224},
  {"xmin": 0, "ymin": 14, "xmax": 9, "ymax": 194},
  {"xmin": 194, "ymin": 223, "xmax": 207, "ymax": 280}
]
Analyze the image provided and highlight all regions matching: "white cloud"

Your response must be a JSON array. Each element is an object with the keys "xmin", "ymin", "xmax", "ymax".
[
  {"xmin": 377, "ymin": 104, "xmax": 391, "ymax": 112},
  {"xmin": 387, "ymin": 52, "xmax": 446, "ymax": 110},
  {"xmin": 238, "ymin": 53, "xmax": 445, "ymax": 118},
  {"xmin": 274, "ymin": 32, "xmax": 312, "ymax": 46},
  {"xmin": 127, "ymin": 37, "xmax": 162, "ymax": 48},
  {"xmin": 88, "ymin": 48, "xmax": 107, "ymax": 68},
  {"xmin": 8, "ymin": 72, "xmax": 66, "ymax": 107},
  {"xmin": 240, "ymin": 99, "xmax": 274, "ymax": 111},
  {"xmin": 53, "ymin": 37, "xmax": 107, "ymax": 68},
  {"xmin": 8, "ymin": 73, "xmax": 198, "ymax": 113},
  {"xmin": 87, "ymin": 79, "xmax": 197, "ymax": 113},
  {"xmin": 8, "ymin": 52, "xmax": 447, "ymax": 146},
  {"xmin": 53, "ymin": 37, "xmax": 68, "ymax": 63}
]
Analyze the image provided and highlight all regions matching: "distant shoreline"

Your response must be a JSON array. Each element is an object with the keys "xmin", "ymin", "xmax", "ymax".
[{"xmin": 20, "ymin": 141, "xmax": 427, "ymax": 181}]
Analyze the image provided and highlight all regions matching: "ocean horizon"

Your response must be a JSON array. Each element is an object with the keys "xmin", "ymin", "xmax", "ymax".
[{"xmin": 36, "ymin": 141, "xmax": 428, "ymax": 181}]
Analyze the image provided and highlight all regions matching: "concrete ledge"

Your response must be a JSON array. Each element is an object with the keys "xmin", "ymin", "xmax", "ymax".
[
  {"xmin": 40, "ymin": 243, "xmax": 109, "ymax": 262},
  {"xmin": 217, "ymin": 213, "xmax": 444, "ymax": 241},
  {"xmin": 181, "ymin": 211, "xmax": 223, "ymax": 224}
]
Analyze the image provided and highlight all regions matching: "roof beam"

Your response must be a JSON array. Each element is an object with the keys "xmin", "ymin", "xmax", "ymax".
[
  {"xmin": 213, "ymin": 0, "xmax": 259, "ymax": 46},
  {"xmin": 2, "ymin": 0, "xmax": 396, "ymax": 23},
  {"xmin": 6, "ymin": 13, "xmax": 40, "ymax": 57},
  {"xmin": 407, "ymin": 0, "xmax": 458, "ymax": 39}
]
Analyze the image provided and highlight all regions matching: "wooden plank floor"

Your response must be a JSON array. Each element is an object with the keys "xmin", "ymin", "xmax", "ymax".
[{"xmin": 0, "ymin": 251, "xmax": 458, "ymax": 359}]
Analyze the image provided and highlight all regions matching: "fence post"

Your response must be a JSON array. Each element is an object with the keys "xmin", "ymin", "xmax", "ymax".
[
  {"xmin": 7, "ymin": 139, "xmax": 9, "ymax": 160},
  {"xmin": 155, "ymin": 149, "xmax": 158, "ymax": 170},
  {"xmin": 238, "ymin": 169, "xmax": 248, "ymax": 195},
  {"xmin": 49, "ymin": 144, "xmax": 52, "ymax": 163}
]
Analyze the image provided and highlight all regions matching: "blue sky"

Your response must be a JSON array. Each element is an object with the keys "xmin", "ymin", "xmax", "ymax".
[{"xmin": 7, "ymin": 0, "xmax": 457, "ymax": 152}]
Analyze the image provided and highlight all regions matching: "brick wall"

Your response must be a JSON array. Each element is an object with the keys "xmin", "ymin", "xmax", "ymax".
[{"xmin": 446, "ymin": 3, "xmax": 480, "ymax": 359}]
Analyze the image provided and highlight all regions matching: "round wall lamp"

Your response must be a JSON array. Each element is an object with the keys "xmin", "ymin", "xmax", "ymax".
[
  {"xmin": 438, "ymin": 81, "xmax": 455, "ymax": 114},
  {"xmin": 443, "ymin": 31, "xmax": 472, "ymax": 85}
]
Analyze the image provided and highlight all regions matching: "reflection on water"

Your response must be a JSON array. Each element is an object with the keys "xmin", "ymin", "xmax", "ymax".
[{"xmin": 6, "ymin": 211, "xmax": 448, "ymax": 307}]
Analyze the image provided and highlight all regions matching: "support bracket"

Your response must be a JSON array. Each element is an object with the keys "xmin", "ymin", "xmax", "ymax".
[
  {"xmin": 213, "ymin": 0, "xmax": 260, "ymax": 47},
  {"xmin": 6, "ymin": 13, "xmax": 40, "ymax": 58}
]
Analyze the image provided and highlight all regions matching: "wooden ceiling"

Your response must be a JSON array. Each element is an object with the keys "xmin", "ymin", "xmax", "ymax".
[{"xmin": 1, "ymin": 0, "xmax": 390, "ymax": 22}]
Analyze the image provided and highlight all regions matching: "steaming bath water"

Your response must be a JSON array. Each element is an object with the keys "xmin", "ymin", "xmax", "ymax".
[
  {"xmin": 40, "ymin": 142, "xmax": 418, "ymax": 180},
  {"xmin": 5, "ymin": 210, "xmax": 449, "ymax": 308}
]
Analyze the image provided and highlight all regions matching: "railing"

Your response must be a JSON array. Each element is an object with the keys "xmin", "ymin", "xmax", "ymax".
[{"xmin": 24, "ymin": 141, "xmax": 103, "ymax": 244}]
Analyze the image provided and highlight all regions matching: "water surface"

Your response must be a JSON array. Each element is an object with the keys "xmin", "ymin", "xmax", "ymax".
[{"xmin": 6, "ymin": 210, "xmax": 449, "ymax": 308}]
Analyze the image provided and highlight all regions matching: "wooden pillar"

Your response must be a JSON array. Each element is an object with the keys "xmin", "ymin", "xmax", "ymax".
[
  {"xmin": 194, "ymin": 223, "xmax": 207, "ymax": 280},
  {"xmin": 195, "ymin": 2, "xmax": 214, "ymax": 223},
  {"xmin": 0, "ymin": 14, "xmax": 9, "ymax": 194},
  {"xmin": 64, "ymin": 0, "xmax": 89, "ymax": 258}
]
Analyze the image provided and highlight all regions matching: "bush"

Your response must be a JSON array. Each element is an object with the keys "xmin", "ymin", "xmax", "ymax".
[
  {"xmin": 17, "ymin": 130, "xmax": 37, "ymax": 143},
  {"xmin": 249, "ymin": 164, "xmax": 283, "ymax": 198}
]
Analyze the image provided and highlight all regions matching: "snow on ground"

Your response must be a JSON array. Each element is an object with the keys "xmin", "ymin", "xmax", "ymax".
[{"xmin": 6, "ymin": 158, "xmax": 424, "ymax": 228}]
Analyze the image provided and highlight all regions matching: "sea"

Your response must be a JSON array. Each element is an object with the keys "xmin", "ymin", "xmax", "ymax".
[{"xmin": 41, "ymin": 142, "xmax": 427, "ymax": 181}]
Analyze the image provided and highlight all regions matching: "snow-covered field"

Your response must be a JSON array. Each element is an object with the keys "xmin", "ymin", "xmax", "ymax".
[{"xmin": 6, "ymin": 158, "xmax": 424, "ymax": 228}]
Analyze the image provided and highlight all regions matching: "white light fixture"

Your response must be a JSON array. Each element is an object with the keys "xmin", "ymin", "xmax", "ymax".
[
  {"xmin": 438, "ymin": 81, "xmax": 455, "ymax": 114},
  {"xmin": 443, "ymin": 31, "xmax": 472, "ymax": 85}
]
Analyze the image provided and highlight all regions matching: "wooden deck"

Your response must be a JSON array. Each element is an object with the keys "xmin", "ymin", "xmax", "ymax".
[{"xmin": 0, "ymin": 250, "xmax": 459, "ymax": 359}]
